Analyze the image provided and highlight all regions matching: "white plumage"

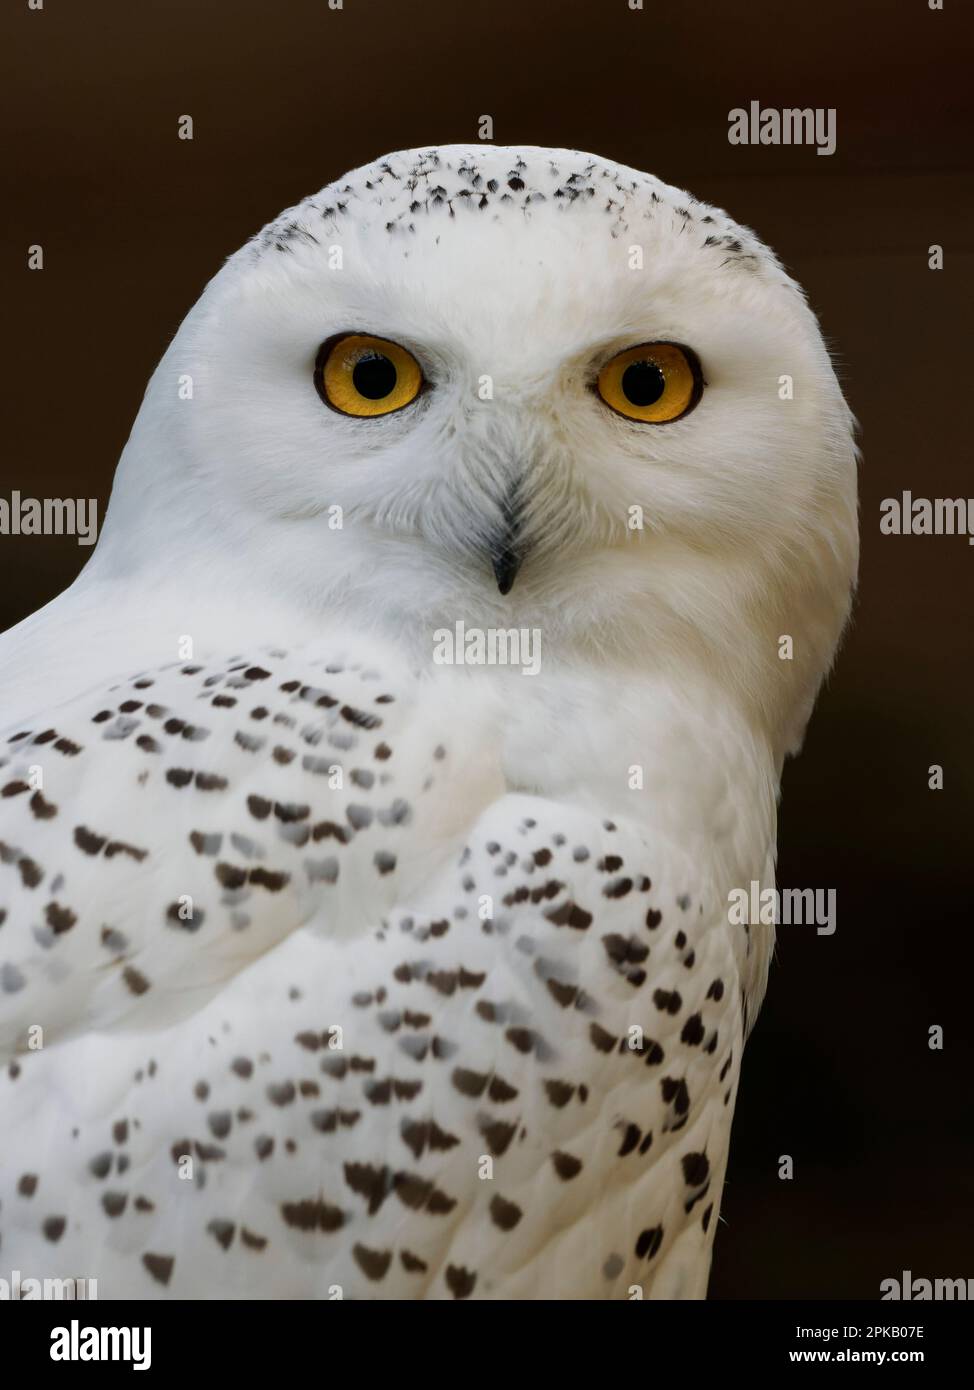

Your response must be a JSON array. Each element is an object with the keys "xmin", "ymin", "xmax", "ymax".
[{"xmin": 0, "ymin": 145, "xmax": 857, "ymax": 1298}]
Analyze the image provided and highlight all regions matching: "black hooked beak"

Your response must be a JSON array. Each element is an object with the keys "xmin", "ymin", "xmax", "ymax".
[
  {"xmin": 487, "ymin": 489, "xmax": 523, "ymax": 595},
  {"xmin": 490, "ymin": 536, "xmax": 521, "ymax": 595}
]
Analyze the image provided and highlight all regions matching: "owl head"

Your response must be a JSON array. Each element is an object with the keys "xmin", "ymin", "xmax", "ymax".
[{"xmin": 97, "ymin": 145, "xmax": 858, "ymax": 762}]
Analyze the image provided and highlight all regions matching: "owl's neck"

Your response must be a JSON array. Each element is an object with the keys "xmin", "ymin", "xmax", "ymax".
[{"xmin": 473, "ymin": 660, "xmax": 778, "ymax": 887}]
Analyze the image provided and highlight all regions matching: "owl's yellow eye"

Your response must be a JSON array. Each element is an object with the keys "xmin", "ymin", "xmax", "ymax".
[
  {"xmin": 315, "ymin": 333, "xmax": 424, "ymax": 417},
  {"xmin": 596, "ymin": 342, "xmax": 702, "ymax": 424}
]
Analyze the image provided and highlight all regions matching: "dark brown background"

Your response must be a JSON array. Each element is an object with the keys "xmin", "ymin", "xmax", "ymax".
[{"xmin": 2, "ymin": 0, "xmax": 971, "ymax": 1298}]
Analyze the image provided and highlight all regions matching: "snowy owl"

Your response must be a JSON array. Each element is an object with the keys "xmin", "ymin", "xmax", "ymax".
[{"xmin": 0, "ymin": 146, "xmax": 857, "ymax": 1300}]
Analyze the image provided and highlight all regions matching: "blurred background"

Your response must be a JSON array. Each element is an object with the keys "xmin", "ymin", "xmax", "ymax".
[{"xmin": 1, "ymin": 0, "xmax": 971, "ymax": 1297}]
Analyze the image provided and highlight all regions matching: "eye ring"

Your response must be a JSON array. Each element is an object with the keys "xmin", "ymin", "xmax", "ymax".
[
  {"xmin": 595, "ymin": 342, "xmax": 703, "ymax": 424},
  {"xmin": 315, "ymin": 332, "xmax": 426, "ymax": 418}
]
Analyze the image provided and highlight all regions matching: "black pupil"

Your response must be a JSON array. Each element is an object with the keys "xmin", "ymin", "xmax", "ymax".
[
  {"xmin": 353, "ymin": 352, "xmax": 397, "ymax": 400},
  {"xmin": 621, "ymin": 360, "xmax": 665, "ymax": 407}
]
